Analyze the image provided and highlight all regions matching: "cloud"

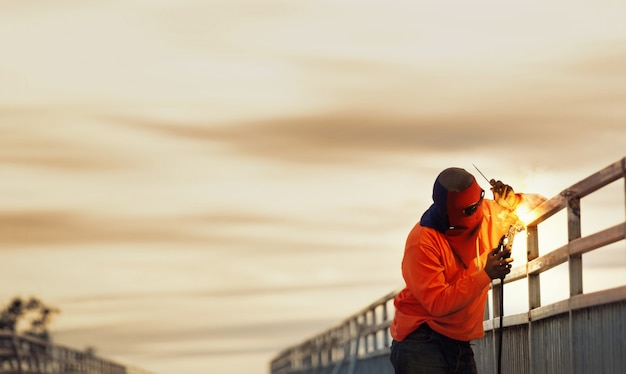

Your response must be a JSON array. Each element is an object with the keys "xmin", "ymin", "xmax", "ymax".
[
  {"xmin": 114, "ymin": 109, "xmax": 623, "ymax": 169},
  {"xmin": 0, "ymin": 210, "xmax": 206, "ymax": 247},
  {"xmin": 185, "ymin": 207, "xmax": 405, "ymax": 234},
  {"xmin": 101, "ymin": 36, "xmax": 626, "ymax": 172},
  {"xmin": 0, "ymin": 107, "xmax": 136, "ymax": 171},
  {"xmin": 0, "ymin": 207, "xmax": 400, "ymax": 255},
  {"xmin": 0, "ymin": 133, "xmax": 129, "ymax": 171},
  {"xmin": 56, "ymin": 278, "xmax": 394, "ymax": 306},
  {"xmin": 52, "ymin": 316, "xmax": 336, "ymax": 359},
  {"xmin": 199, "ymin": 280, "xmax": 398, "ymax": 298},
  {"xmin": 568, "ymin": 42, "xmax": 626, "ymax": 78}
]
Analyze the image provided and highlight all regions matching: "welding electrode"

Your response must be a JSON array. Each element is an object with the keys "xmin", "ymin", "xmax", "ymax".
[
  {"xmin": 472, "ymin": 164, "xmax": 497, "ymax": 187},
  {"xmin": 473, "ymin": 162, "xmax": 520, "ymax": 374}
]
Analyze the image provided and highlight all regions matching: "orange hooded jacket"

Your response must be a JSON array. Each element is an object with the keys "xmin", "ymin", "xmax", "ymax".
[{"xmin": 391, "ymin": 199, "xmax": 520, "ymax": 342}]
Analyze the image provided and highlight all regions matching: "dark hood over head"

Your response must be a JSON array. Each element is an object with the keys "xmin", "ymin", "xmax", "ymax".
[
  {"xmin": 420, "ymin": 167, "xmax": 485, "ymax": 268},
  {"xmin": 419, "ymin": 167, "xmax": 476, "ymax": 233}
]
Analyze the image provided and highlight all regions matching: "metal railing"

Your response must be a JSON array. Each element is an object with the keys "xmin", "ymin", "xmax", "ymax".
[
  {"xmin": 270, "ymin": 156, "xmax": 626, "ymax": 374},
  {"xmin": 0, "ymin": 331, "xmax": 127, "ymax": 374}
]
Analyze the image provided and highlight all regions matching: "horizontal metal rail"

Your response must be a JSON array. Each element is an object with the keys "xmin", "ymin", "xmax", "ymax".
[{"xmin": 0, "ymin": 332, "xmax": 127, "ymax": 374}]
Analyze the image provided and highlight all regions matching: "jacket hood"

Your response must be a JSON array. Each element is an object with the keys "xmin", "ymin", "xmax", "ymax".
[{"xmin": 420, "ymin": 167, "xmax": 485, "ymax": 268}]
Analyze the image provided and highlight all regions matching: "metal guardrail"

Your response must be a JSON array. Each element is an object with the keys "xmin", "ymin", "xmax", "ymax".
[
  {"xmin": 270, "ymin": 156, "xmax": 626, "ymax": 374},
  {"xmin": 0, "ymin": 331, "xmax": 126, "ymax": 374}
]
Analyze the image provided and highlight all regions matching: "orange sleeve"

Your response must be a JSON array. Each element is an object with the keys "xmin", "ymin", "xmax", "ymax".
[{"xmin": 401, "ymin": 228, "xmax": 491, "ymax": 318}]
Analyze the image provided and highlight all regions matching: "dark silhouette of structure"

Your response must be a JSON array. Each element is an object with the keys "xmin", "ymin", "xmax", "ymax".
[
  {"xmin": 0, "ymin": 298, "xmax": 151, "ymax": 373},
  {"xmin": 0, "ymin": 331, "xmax": 127, "ymax": 374}
]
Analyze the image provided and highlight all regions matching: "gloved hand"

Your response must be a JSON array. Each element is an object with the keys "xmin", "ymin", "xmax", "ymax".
[
  {"xmin": 484, "ymin": 244, "xmax": 513, "ymax": 280},
  {"xmin": 490, "ymin": 179, "xmax": 521, "ymax": 210}
]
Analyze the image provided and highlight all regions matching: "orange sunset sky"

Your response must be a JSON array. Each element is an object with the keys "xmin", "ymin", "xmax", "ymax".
[{"xmin": 1, "ymin": 1, "xmax": 625, "ymax": 373}]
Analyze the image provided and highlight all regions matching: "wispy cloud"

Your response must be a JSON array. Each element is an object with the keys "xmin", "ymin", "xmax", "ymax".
[
  {"xmin": 114, "ymin": 108, "xmax": 623, "ymax": 168},
  {"xmin": 0, "ymin": 206, "xmax": 402, "ymax": 254},
  {"xmin": 568, "ymin": 42, "xmax": 626, "ymax": 78},
  {"xmin": 53, "ymin": 316, "xmax": 336, "ymax": 358},
  {"xmin": 0, "ymin": 210, "xmax": 206, "ymax": 247},
  {"xmin": 184, "ymin": 207, "xmax": 407, "ymax": 233},
  {"xmin": 0, "ymin": 107, "xmax": 138, "ymax": 171}
]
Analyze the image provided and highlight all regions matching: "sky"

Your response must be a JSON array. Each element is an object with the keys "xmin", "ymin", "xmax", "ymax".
[{"xmin": 1, "ymin": 1, "xmax": 625, "ymax": 373}]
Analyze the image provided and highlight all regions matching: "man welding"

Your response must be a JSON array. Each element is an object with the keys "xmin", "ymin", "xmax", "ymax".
[{"xmin": 389, "ymin": 167, "xmax": 535, "ymax": 374}]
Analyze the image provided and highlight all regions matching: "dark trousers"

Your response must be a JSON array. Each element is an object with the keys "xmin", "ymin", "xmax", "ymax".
[{"xmin": 389, "ymin": 324, "xmax": 478, "ymax": 374}]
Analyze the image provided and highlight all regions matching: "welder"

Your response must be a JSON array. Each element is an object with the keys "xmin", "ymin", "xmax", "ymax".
[{"xmin": 389, "ymin": 167, "xmax": 538, "ymax": 374}]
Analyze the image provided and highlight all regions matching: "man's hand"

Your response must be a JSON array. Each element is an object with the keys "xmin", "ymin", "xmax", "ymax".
[
  {"xmin": 490, "ymin": 179, "xmax": 521, "ymax": 210},
  {"xmin": 484, "ymin": 246, "xmax": 513, "ymax": 280}
]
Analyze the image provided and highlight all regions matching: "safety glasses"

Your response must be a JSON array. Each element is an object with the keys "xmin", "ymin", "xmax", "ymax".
[{"xmin": 463, "ymin": 190, "xmax": 485, "ymax": 216}]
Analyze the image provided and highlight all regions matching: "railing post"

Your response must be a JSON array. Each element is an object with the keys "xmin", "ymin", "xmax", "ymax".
[
  {"xmin": 623, "ymin": 157, "xmax": 626, "ymax": 231},
  {"xmin": 527, "ymin": 225, "xmax": 541, "ymax": 309},
  {"xmin": 490, "ymin": 278, "xmax": 503, "ymax": 370},
  {"xmin": 326, "ymin": 332, "xmax": 334, "ymax": 367},
  {"xmin": 362, "ymin": 312, "xmax": 369, "ymax": 354},
  {"xmin": 526, "ymin": 224, "xmax": 540, "ymax": 374},
  {"xmin": 382, "ymin": 301, "xmax": 390, "ymax": 349},
  {"xmin": 567, "ymin": 194, "xmax": 583, "ymax": 296},
  {"xmin": 565, "ymin": 192, "xmax": 582, "ymax": 374},
  {"xmin": 347, "ymin": 319, "xmax": 361, "ymax": 374},
  {"xmin": 492, "ymin": 280, "xmax": 503, "ymax": 321}
]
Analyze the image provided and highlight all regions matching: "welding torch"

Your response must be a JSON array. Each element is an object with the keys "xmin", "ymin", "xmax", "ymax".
[
  {"xmin": 473, "ymin": 164, "xmax": 525, "ymax": 374},
  {"xmin": 498, "ymin": 224, "xmax": 523, "ymax": 261}
]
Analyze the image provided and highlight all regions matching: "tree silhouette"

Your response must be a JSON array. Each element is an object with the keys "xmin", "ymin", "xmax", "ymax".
[{"xmin": 0, "ymin": 296, "xmax": 59, "ymax": 341}]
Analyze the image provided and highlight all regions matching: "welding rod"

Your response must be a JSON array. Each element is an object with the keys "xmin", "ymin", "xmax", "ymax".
[{"xmin": 472, "ymin": 164, "xmax": 495, "ymax": 187}]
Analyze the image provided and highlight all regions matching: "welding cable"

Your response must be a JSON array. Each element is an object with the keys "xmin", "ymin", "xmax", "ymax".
[
  {"xmin": 497, "ymin": 280, "xmax": 504, "ymax": 374},
  {"xmin": 495, "ymin": 231, "xmax": 513, "ymax": 374}
]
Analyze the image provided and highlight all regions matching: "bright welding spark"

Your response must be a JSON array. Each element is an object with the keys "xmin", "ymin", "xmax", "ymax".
[
  {"xmin": 514, "ymin": 193, "xmax": 547, "ymax": 226},
  {"xmin": 515, "ymin": 202, "xmax": 535, "ymax": 227}
]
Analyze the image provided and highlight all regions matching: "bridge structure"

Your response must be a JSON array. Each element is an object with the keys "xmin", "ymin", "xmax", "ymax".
[
  {"xmin": 0, "ymin": 331, "xmax": 127, "ymax": 374},
  {"xmin": 270, "ymin": 157, "xmax": 626, "ymax": 374}
]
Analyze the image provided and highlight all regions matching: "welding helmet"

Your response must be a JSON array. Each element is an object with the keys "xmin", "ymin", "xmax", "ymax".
[
  {"xmin": 420, "ymin": 168, "xmax": 484, "ymax": 266},
  {"xmin": 421, "ymin": 168, "xmax": 484, "ymax": 231}
]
